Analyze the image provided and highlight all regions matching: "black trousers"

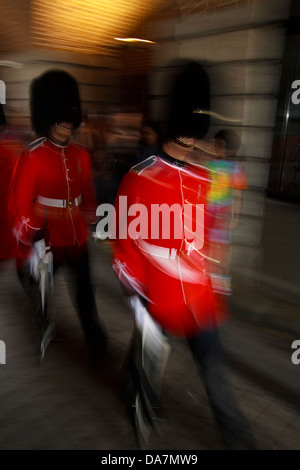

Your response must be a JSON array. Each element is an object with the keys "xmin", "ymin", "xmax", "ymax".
[
  {"xmin": 17, "ymin": 243, "xmax": 107, "ymax": 349},
  {"xmin": 187, "ymin": 329, "xmax": 254, "ymax": 449},
  {"xmin": 124, "ymin": 298, "xmax": 254, "ymax": 449}
]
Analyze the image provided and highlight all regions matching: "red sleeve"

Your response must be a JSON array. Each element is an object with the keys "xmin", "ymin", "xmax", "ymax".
[
  {"xmin": 110, "ymin": 171, "xmax": 148, "ymax": 298},
  {"xmin": 8, "ymin": 149, "xmax": 43, "ymax": 246}
]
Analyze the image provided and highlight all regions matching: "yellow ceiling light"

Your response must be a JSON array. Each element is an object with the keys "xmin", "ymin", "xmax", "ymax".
[
  {"xmin": 114, "ymin": 37, "xmax": 156, "ymax": 44},
  {"xmin": 31, "ymin": 0, "xmax": 164, "ymax": 54}
]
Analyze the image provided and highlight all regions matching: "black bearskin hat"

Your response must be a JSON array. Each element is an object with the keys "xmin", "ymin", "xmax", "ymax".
[
  {"xmin": 30, "ymin": 69, "xmax": 82, "ymax": 137},
  {"xmin": 164, "ymin": 59, "xmax": 210, "ymax": 141},
  {"xmin": 0, "ymin": 103, "xmax": 6, "ymax": 127}
]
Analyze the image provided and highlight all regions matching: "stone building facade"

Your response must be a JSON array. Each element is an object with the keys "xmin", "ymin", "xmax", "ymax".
[{"xmin": 1, "ymin": 0, "xmax": 299, "ymax": 303}]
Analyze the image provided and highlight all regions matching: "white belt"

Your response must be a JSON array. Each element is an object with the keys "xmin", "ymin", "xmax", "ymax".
[
  {"xmin": 138, "ymin": 239, "xmax": 196, "ymax": 259},
  {"xmin": 36, "ymin": 194, "xmax": 82, "ymax": 209},
  {"xmin": 138, "ymin": 239, "xmax": 178, "ymax": 259}
]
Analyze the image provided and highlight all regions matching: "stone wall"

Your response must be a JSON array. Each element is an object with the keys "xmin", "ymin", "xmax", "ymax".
[
  {"xmin": 1, "ymin": 49, "xmax": 122, "ymax": 131},
  {"xmin": 146, "ymin": 0, "xmax": 292, "ymax": 288}
]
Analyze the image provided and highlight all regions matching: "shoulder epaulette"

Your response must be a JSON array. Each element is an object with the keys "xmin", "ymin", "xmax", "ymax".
[
  {"xmin": 27, "ymin": 137, "xmax": 47, "ymax": 151},
  {"xmin": 130, "ymin": 156, "xmax": 157, "ymax": 175}
]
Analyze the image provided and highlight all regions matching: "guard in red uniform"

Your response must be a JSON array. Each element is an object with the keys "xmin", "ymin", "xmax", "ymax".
[
  {"xmin": 111, "ymin": 60, "xmax": 255, "ymax": 449},
  {"xmin": 112, "ymin": 150, "xmax": 217, "ymax": 337},
  {"xmin": 0, "ymin": 104, "xmax": 19, "ymax": 261},
  {"xmin": 9, "ymin": 70, "xmax": 107, "ymax": 361}
]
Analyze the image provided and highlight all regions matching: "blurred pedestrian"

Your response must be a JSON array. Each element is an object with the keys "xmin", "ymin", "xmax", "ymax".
[
  {"xmin": 136, "ymin": 120, "xmax": 162, "ymax": 164},
  {"xmin": 111, "ymin": 60, "xmax": 255, "ymax": 449},
  {"xmin": 204, "ymin": 128, "xmax": 248, "ymax": 295},
  {"xmin": 9, "ymin": 70, "xmax": 108, "ymax": 362}
]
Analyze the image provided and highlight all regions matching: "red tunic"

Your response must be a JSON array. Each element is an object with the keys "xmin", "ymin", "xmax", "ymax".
[
  {"xmin": 9, "ymin": 137, "xmax": 98, "ymax": 253},
  {"xmin": 111, "ymin": 153, "xmax": 225, "ymax": 337},
  {"xmin": 0, "ymin": 142, "xmax": 19, "ymax": 259}
]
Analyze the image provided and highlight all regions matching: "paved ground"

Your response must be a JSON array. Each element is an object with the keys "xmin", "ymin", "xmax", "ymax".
[{"xmin": 0, "ymin": 239, "xmax": 299, "ymax": 452}]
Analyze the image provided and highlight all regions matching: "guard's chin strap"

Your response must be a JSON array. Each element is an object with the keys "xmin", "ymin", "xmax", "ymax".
[
  {"xmin": 173, "ymin": 137, "xmax": 194, "ymax": 149},
  {"xmin": 173, "ymin": 137, "xmax": 218, "ymax": 157},
  {"xmin": 48, "ymin": 137, "xmax": 70, "ymax": 148}
]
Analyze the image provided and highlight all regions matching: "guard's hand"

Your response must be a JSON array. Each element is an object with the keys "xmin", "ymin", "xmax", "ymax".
[{"xmin": 29, "ymin": 239, "xmax": 52, "ymax": 281}]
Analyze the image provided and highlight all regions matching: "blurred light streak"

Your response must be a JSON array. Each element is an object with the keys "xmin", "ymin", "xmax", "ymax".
[
  {"xmin": 193, "ymin": 108, "xmax": 243, "ymax": 123},
  {"xmin": 0, "ymin": 61, "xmax": 23, "ymax": 68},
  {"xmin": 114, "ymin": 37, "xmax": 156, "ymax": 44},
  {"xmin": 30, "ymin": 0, "xmax": 165, "ymax": 54}
]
